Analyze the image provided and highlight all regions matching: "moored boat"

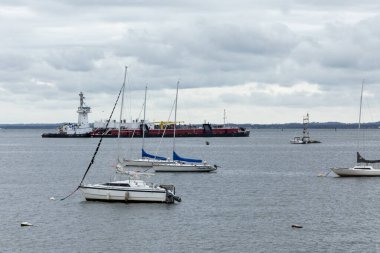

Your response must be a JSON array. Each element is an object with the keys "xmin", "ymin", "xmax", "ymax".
[
  {"xmin": 331, "ymin": 166, "xmax": 380, "ymax": 177},
  {"xmin": 331, "ymin": 82, "xmax": 380, "ymax": 177},
  {"xmin": 80, "ymin": 179, "xmax": 180, "ymax": 203},
  {"xmin": 122, "ymin": 86, "xmax": 173, "ymax": 168},
  {"xmin": 331, "ymin": 152, "xmax": 380, "ymax": 177},
  {"xmin": 290, "ymin": 113, "xmax": 320, "ymax": 144}
]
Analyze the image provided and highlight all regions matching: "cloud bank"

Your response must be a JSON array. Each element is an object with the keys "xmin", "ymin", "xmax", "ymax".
[{"xmin": 0, "ymin": 0, "xmax": 380, "ymax": 123}]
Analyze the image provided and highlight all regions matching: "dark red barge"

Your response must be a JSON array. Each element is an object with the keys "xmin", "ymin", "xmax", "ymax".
[{"xmin": 91, "ymin": 123, "xmax": 250, "ymax": 138}]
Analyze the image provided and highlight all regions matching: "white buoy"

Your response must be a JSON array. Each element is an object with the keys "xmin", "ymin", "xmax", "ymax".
[
  {"xmin": 49, "ymin": 197, "xmax": 55, "ymax": 200},
  {"xmin": 21, "ymin": 222, "xmax": 33, "ymax": 227}
]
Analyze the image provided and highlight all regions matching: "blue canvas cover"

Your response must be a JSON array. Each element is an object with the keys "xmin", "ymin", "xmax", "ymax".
[
  {"xmin": 142, "ymin": 149, "xmax": 167, "ymax": 160},
  {"xmin": 173, "ymin": 151, "xmax": 202, "ymax": 163}
]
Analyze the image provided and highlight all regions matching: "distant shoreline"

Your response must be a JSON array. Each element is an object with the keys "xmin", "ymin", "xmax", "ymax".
[{"xmin": 0, "ymin": 122, "xmax": 379, "ymax": 129}]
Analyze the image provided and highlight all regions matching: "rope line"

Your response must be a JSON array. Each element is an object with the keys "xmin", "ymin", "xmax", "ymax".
[{"xmin": 61, "ymin": 69, "xmax": 127, "ymax": 201}]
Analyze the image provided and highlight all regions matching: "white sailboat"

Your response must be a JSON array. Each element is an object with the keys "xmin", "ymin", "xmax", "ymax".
[
  {"xmin": 78, "ymin": 67, "xmax": 181, "ymax": 203},
  {"xmin": 331, "ymin": 81, "xmax": 380, "ymax": 177},
  {"xmin": 153, "ymin": 81, "xmax": 217, "ymax": 173},
  {"xmin": 122, "ymin": 85, "xmax": 173, "ymax": 167}
]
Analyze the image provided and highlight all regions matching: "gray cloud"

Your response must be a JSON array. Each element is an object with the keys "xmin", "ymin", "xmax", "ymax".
[{"xmin": 0, "ymin": 0, "xmax": 380, "ymax": 123}]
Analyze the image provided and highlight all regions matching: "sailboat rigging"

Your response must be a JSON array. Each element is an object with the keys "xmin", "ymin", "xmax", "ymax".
[
  {"xmin": 64, "ymin": 67, "xmax": 181, "ymax": 203},
  {"xmin": 153, "ymin": 81, "xmax": 217, "ymax": 172},
  {"xmin": 122, "ymin": 85, "xmax": 173, "ymax": 167}
]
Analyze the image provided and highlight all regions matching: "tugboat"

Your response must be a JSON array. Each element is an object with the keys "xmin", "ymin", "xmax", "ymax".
[
  {"xmin": 42, "ymin": 92, "xmax": 92, "ymax": 138},
  {"xmin": 290, "ymin": 113, "xmax": 320, "ymax": 144}
]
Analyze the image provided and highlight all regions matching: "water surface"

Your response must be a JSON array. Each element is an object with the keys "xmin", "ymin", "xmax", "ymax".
[{"xmin": 1, "ymin": 129, "xmax": 380, "ymax": 252}]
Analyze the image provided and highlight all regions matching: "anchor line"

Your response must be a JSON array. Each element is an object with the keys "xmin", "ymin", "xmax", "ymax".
[{"xmin": 61, "ymin": 67, "xmax": 127, "ymax": 201}]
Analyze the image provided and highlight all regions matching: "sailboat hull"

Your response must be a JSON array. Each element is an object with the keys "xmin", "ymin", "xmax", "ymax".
[
  {"xmin": 122, "ymin": 159, "xmax": 154, "ymax": 167},
  {"xmin": 79, "ymin": 185, "xmax": 168, "ymax": 202},
  {"xmin": 153, "ymin": 163, "xmax": 217, "ymax": 172},
  {"xmin": 122, "ymin": 159, "xmax": 175, "ymax": 167},
  {"xmin": 331, "ymin": 167, "xmax": 380, "ymax": 177}
]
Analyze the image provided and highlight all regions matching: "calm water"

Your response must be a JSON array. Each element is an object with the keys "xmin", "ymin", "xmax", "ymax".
[{"xmin": 1, "ymin": 129, "xmax": 380, "ymax": 252}]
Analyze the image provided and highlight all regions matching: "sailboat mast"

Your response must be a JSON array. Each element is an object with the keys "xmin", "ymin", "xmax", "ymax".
[
  {"xmin": 173, "ymin": 81, "xmax": 179, "ymax": 152},
  {"xmin": 223, "ymin": 109, "xmax": 226, "ymax": 127},
  {"xmin": 142, "ymin": 85, "xmax": 147, "ymax": 150},
  {"xmin": 117, "ymin": 66, "xmax": 127, "ymax": 161},
  {"xmin": 358, "ymin": 80, "xmax": 364, "ymax": 130}
]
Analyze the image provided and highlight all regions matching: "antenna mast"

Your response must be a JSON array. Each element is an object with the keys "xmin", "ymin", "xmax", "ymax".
[
  {"xmin": 117, "ymin": 66, "xmax": 127, "ymax": 161},
  {"xmin": 173, "ymin": 81, "xmax": 179, "ymax": 153},
  {"xmin": 302, "ymin": 113, "xmax": 310, "ymax": 140},
  {"xmin": 223, "ymin": 109, "xmax": 226, "ymax": 126},
  {"xmin": 142, "ymin": 85, "xmax": 148, "ymax": 150},
  {"xmin": 358, "ymin": 80, "xmax": 364, "ymax": 130}
]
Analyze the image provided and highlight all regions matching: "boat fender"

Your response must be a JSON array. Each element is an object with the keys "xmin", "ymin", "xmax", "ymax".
[
  {"xmin": 124, "ymin": 192, "xmax": 129, "ymax": 202},
  {"xmin": 173, "ymin": 195, "xmax": 181, "ymax": 202},
  {"xmin": 21, "ymin": 222, "xmax": 33, "ymax": 227},
  {"xmin": 165, "ymin": 190, "xmax": 174, "ymax": 203}
]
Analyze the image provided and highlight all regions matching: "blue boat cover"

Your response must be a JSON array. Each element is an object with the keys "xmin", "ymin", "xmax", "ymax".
[
  {"xmin": 142, "ymin": 149, "xmax": 167, "ymax": 160},
  {"xmin": 173, "ymin": 151, "xmax": 202, "ymax": 163}
]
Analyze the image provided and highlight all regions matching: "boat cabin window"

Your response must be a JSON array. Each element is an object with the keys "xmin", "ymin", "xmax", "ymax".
[
  {"xmin": 355, "ymin": 167, "xmax": 371, "ymax": 170},
  {"xmin": 103, "ymin": 182, "xmax": 130, "ymax": 187}
]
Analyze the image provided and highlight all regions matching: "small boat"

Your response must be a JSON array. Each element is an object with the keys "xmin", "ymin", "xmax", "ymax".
[
  {"xmin": 80, "ymin": 169, "xmax": 180, "ymax": 203},
  {"xmin": 290, "ymin": 136, "xmax": 320, "ymax": 144},
  {"xmin": 80, "ymin": 181, "xmax": 178, "ymax": 202},
  {"xmin": 153, "ymin": 81, "xmax": 217, "ymax": 173},
  {"xmin": 331, "ymin": 81, "xmax": 380, "ymax": 177},
  {"xmin": 290, "ymin": 113, "xmax": 320, "ymax": 144},
  {"xmin": 331, "ymin": 152, "xmax": 380, "ymax": 177},
  {"xmin": 290, "ymin": 136, "xmax": 305, "ymax": 144},
  {"xmin": 76, "ymin": 67, "xmax": 181, "ymax": 203}
]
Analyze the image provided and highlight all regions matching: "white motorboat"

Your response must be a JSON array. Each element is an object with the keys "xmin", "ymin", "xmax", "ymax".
[
  {"xmin": 75, "ymin": 67, "xmax": 181, "ymax": 203},
  {"xmin": 80, "ymin": 177, "xmax": 180, "ymax": 203},
  {"xmin": 290, "ymin": 137, "xmax": 304, "ymax": 144}
]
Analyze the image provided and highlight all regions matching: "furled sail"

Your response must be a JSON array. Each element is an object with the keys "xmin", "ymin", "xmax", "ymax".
[
  {"xmin": 357, "ymin": 152, "xmax": 380, "ymax": 164},
  {"xmin": 173, "ymin": 151, "xmax": 202, "ymax": 163},
  {"xmin": 142, "ymin": 149, "xmax": 167, "ymax": 161}
]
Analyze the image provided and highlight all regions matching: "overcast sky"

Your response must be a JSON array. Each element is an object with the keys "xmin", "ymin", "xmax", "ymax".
[{"xmin": 1, "ymin": 0, "xmax": 380, "ymax": 124}]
